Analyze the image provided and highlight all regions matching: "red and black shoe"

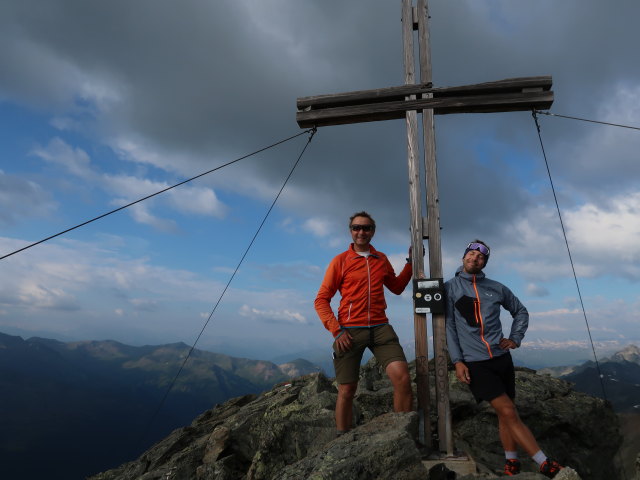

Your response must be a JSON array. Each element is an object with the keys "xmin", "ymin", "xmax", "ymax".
[
  {"xmin": 539, "ymin": 458, "xmax": 564, "ymax": 478},
  {"xmin": 503, "ymin": 459, "xmax": 521, "ymax": 476}
]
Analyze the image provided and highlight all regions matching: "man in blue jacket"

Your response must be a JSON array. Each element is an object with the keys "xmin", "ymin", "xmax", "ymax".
[{"xmin": 445, "ymin": 240, "xmax": 564, "ymax": 478}]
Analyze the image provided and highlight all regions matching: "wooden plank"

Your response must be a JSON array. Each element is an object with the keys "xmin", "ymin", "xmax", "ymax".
[
  {"xmin": 296, "ymin": 76, "xmax": 551, "ymax": 110},
  {"xmin": 432, "ymin": 90, "xmax": 553, "ymax": 114},
  {"xmin": 297, "ymin": 83, "xmax": 433, "ymax": 110},
  {"xmin": 417, "ymin": 0, "xmax": 453, "ymax": 456},
  {"xmin": 402, "ymin": 0, "xmax": 431, "ymax": 449},
  {"xmin": 434, "ymin": 76, "xmax": 551, "ymax": 96},
  {"xmin": 297, "ymin": 90, "xmax": 553, "ymax": 127}
]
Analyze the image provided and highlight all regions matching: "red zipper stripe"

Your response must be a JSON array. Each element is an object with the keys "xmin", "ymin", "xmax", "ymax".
[{"xmin": 472, "ymin": 274, "xmax": 493, "ymax": 358}]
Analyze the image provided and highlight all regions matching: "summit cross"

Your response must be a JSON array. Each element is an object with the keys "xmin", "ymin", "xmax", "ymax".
[{"xmin": 296, "ymin": 0, "xmax": 553, "ymax": 455}]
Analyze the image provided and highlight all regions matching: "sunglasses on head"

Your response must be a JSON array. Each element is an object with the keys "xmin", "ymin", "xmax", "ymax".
[
  {"xmin": 350, "ymin": 224, "xmax": 374, "ymax": 232},
  {"xmin": 467, "ymin": 242, "xmax": 489, "ymax": 256}
]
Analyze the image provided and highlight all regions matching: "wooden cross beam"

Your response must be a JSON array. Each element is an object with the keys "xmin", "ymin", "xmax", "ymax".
[{"xmin": 297, "ymin": 76, "xmax": 553, "ymax": 127}]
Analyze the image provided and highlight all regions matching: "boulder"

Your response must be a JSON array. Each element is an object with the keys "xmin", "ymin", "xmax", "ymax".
[
  {"xmin": 90, "ymin": 359, "xmax": 620, "ymax": 480},
  {"xmin": 450, "ymin": 366, "xmax": 621, "ymax": 478}
]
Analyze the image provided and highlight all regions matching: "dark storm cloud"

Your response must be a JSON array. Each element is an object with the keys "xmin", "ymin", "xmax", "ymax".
[
  {"xmin": 1, "ymin": 0, "xmax": 639, "ymax": 254},
  {"xmin": 427, "ymin": 0, "xmax": 640, "ymax": 198}
]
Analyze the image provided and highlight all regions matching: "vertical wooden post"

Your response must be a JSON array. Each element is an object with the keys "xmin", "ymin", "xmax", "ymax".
[
  {"xmin": 416, "ymin": 0, "xmax": 453, "ymax": 455},
  {"xmin": 401, "ymin": 0, "xmax": 431, "ymax": 448}
]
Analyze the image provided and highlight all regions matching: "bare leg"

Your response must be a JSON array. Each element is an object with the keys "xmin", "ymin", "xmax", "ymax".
[
  {"xmin": 385, "ymin": 360, "xmax": 413, "ymax": 412},
  {"xmin": 490, "ymin": 394, "xmax": 540, "ymax": 456},
  {"xmin": 336, "ymin": 382, "xmax": 358, "ymax": 431},
  {"xmin": 499, "ymin": 415, "xmax": 518, "ymax": 452}
]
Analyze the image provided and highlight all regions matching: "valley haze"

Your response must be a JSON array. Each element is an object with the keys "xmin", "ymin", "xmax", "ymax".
[
  {"xmin": 2, "ymin": 0, "xmax": 640, "ymax": 374},
  {"xmin": 2, "ymin": 331, "xmax": 638, "ymax": 479}
]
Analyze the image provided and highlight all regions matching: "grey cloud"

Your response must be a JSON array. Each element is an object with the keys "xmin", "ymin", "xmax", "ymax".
[
  {"xmin": 1, "ymin": 0, "xmax": 639, "ymax": 265},
  {"xmin": 526, "ymin": 283, "xmax": 550, "ymax": 298},
  {"xmin": 0, "ymin": 171, "xmax": 56, "ymax": 226},
  {"xmin": 256, "ymin": 261, "xmax": 323, "ymax": 284},
  {"xmin": 0, "ymin": 283, "xmax": 81, "ymax": 312},
  {"xmin": 129, "ymin": 298, "xmax": 159, "ymax": 313}
]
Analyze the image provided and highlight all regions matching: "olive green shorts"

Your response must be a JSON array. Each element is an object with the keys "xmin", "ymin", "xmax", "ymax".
[{"xmin": 332, "ymin": 324, "xmax": 407, "ymax": 384}]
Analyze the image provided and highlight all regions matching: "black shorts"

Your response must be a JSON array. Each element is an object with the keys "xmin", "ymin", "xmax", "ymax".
[{"xmin": 466, "ymin": 352, "xmax": 515, "ymax": 403}]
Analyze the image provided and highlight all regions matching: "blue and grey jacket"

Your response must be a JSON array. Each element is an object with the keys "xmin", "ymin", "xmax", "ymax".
[{"xmin": 445, "ymin": 266, "xmax": 528, "ymax": 364}]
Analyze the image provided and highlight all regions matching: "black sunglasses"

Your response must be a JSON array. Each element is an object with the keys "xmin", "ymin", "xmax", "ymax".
[{"xmin": 350, "ymin": 224, "xmax": 374, "ymax": 232}]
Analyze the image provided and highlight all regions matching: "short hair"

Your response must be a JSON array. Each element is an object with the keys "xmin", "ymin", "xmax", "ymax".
[{"xmin": 349, "ymin": 211, "xmax": 376, "ymax": 229}]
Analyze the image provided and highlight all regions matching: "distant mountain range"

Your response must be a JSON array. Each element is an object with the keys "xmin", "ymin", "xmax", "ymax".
[
  {"xmin": 539, "ymin": 344, "xmax": 640, "ymax": 413},
  {"xmin": 4, "ymin": 330, "xmax": 638, "ymax": 479},
  {"xmin": 0, "ymin": 332, "xmax": 322, "ymax": 480}
]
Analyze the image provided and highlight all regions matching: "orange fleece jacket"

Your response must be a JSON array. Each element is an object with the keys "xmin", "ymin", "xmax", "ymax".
[{"xmin": 315, "ymin": 243, "xmax": 412, "ymax": 337}]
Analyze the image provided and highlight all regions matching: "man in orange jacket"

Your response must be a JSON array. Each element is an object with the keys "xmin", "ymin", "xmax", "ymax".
[{"xmin": 315, "ymin": 211, "xmax": 413, "ymax": 434}]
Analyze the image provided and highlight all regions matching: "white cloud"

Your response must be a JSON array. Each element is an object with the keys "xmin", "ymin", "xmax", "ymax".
[
  {"xmin": 27, "ymin": 137, "xmax": 229, "ymax": 230},
  {"xmin": 167, "ymin": 187, "xmax": 226, "ymax": 218},
  {"xmin": 77, "ymin": 75, "xmax": 123, "ymax": 112},
  {"xmin": 280, "ymin": 217, "xmax": 294, "ymax": 230},
  {"xmin": 50, "ymin": 116, "xmax": 82, "ymax": 131},
  {"xmin": 30, "ymin": 137, "xmax": 94, "ymax": 180},
  {"xmin": 103, "ymin": 174, "xmax": 164, "ymax": 199},
  {"xmin": 303, "ymin": 217, "xmax": 333, "ymax": 237},
  {"xmin": 526, "ymin": 283, "xmax": 549, "ymax": 297},
  {"xmin": 0, "ymin": 235, "xmax": 231, "ymax": 340},
  {"xmin": 387, "ymin": 252, "xmax": 410, "ymax": 275},
  {"xmin": 104, "ymin": 174, "xmax": 226, "ymax": 226},
  {"xmin": 565, "ymin": 192, "xmax": 640, "ymax": 262},
  {"xmin": 0, "ymin": 171, "xmax": 56, "ymax": 226},
  {"xmin": 238, "ymin": 304, "xmax": 308, "ymax": 325},
  {"xmin": 299, "ymin": 217, "xmax": 347, "ymax": 249},
  {"xmin": 112, "ymin": 136, "xmax": 188, "ymax": 173},
  {"xmin": 256, "ymin": 262, "xmax": 323, "ymax": 284},
  {"xmin": 129, "ymin": 298, "xmax": 159, "ymax": 312},
  {"xmin": 0, "ymin": 245, "xmax": 89, "ymax": 312},
  {"xmin": 520, "ymin": 338, "xmax": 635, "ymax": 353},
  {"xmin": 16, "ymin": 282, "xmax": 80, "ymax": 311},
  {"xmin": 507, "ymin": 191, "xmax": 640, "ymax": 281},
  {"xmin": 125, "ymin": 203, "xmax": 178, "ymax": 233},
  {"xmin": 30, "ymin": 137, "xmax": 228, "ymax": 228},
  {"xmin": 525, "ymin": 308, "xmax": 582, "ymax": 333},
  {"xmin": 511, "ymin": 259, "xmax": 577, "ymax": 283},
  {"xmin": 524, "ymin": 323, "xmax": 570, "ymax": 333},
  {"xmin": 0, "ymin": 233, "xmax": 323, "ymax": 347},
  {"xmin": 531, "ymin": 308, "xmax": 580, "ymax": 318},
  {"xmin": 603, "ymin": 83, "xmax": 640, "ymax": 125}
]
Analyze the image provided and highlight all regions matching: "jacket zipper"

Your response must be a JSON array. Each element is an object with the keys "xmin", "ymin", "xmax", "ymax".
[
  {"xmin": 366, "ymin": 256, "xmax": 371, "ymax": 326},
  {"xmin": 471, "ymin": 274, "xmax": 493, "ymax": 358}
]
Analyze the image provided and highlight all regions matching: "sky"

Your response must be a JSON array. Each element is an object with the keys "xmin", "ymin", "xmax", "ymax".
[{"xmin": 1, "ymin": 0, "xmax": 639, "ymax": 367}]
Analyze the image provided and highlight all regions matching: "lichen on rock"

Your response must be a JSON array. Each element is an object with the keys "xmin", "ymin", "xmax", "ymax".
[{"xmin": 90, "ymin": 360, "xmax": 620, "ymax": 480}]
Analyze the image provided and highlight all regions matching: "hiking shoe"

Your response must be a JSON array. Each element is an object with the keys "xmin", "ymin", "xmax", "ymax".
[
  {"xmin": 539, "ymin": 458, "xmax": 564, "ymax": 478},
  {"xmin": 503, "ymin": 458, "xmax": 521, "ymax": 476}
]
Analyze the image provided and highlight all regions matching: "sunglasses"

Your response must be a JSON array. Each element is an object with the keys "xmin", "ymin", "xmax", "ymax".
[
  {"xmin": 350, "ymin": 224, "xmax": 375, "ymax": 232},
  {"xmin": 467, "ymin": 242, "xmax": 489, "ymax": 256}
]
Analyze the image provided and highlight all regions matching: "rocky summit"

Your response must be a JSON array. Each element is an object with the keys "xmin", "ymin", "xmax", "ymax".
[{"xmin": 90, "ymin": 359, "xmax": 623, "ymax": 480}]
